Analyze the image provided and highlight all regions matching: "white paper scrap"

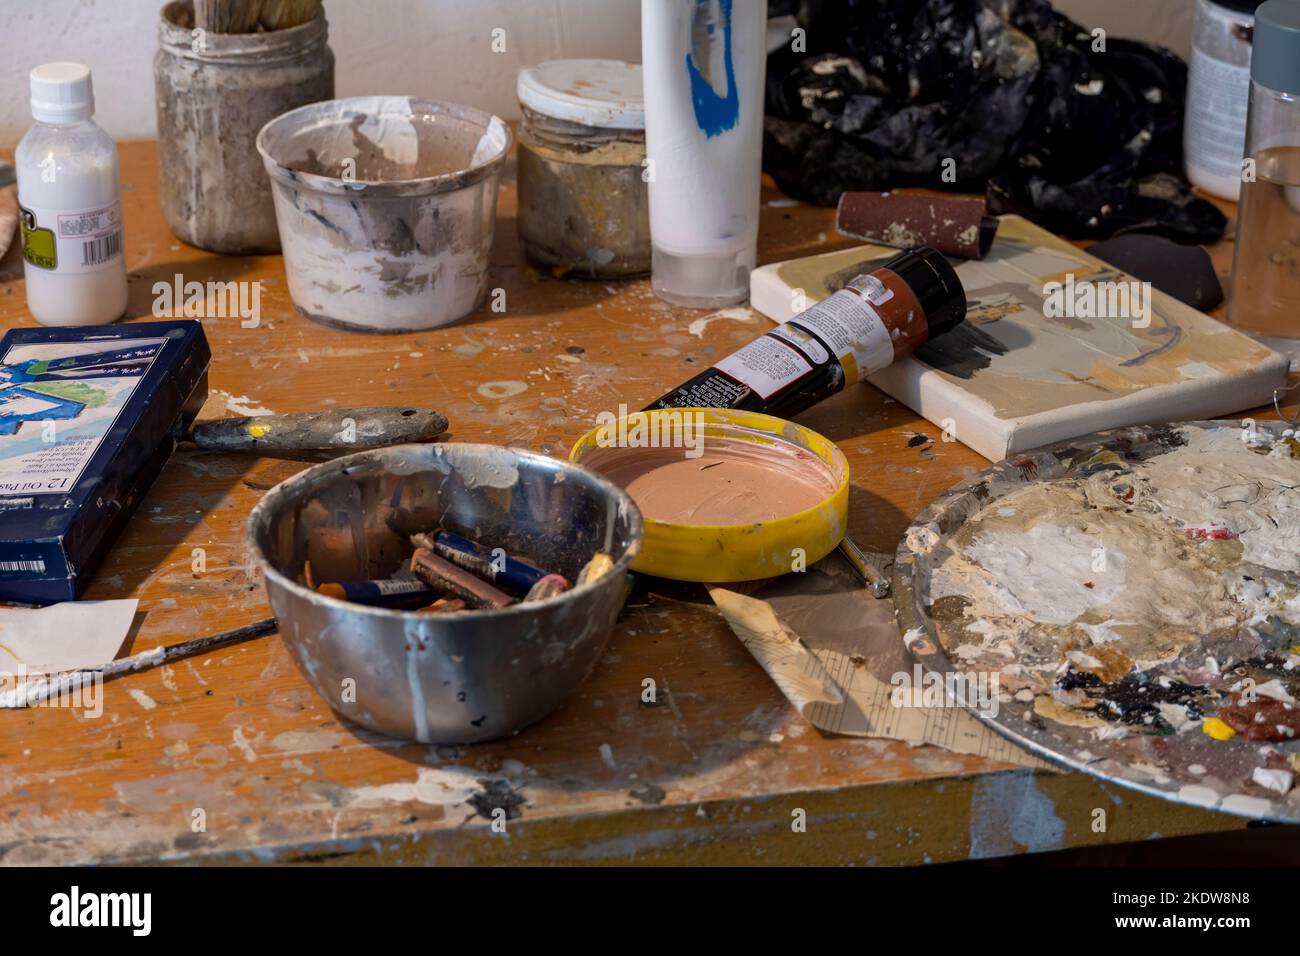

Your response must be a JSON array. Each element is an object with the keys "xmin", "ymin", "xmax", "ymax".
[{"xmin": 0, "ymin": 600, "xmax": 139, "ymax": 676}]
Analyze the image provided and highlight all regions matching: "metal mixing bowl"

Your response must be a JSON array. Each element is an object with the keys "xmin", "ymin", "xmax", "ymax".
[{"xmin": 246, "ymin": 443, "xmax": 643, "ymax": 743}]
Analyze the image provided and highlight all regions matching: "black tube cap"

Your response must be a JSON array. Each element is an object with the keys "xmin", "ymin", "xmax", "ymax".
[{"xmin": 882, "ymin": 247, "xmax": 967, "ymax": 338}]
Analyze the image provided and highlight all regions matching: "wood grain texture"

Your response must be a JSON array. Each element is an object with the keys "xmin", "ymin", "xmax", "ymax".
[{"xmin": 0, "ymin": 141, "xmax": 1292, "ymax": 866}]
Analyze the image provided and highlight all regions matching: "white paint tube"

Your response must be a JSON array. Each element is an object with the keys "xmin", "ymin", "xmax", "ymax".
[{"xmin": 641, "ymin": 0, "xmax": 767, "ymax": 308}]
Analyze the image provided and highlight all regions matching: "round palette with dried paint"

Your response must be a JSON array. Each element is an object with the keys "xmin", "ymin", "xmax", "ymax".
[{"xmin": 894, "ymin": 421, "xmax": 1300, "ymax": 822}]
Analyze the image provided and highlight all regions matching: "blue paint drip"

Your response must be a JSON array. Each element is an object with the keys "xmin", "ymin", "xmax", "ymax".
[{"xmin": 685, "ymin": 0, "xmax": 739, "ymax": 138}]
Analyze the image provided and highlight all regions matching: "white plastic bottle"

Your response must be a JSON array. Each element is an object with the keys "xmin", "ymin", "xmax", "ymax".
[
  {"xmin": 1184, "ymin": 0, "xmax": 1261, "ymax": 201},
  {"xmin": 16, "ymin": 62, "xmax": 128, "ymax": 326}
]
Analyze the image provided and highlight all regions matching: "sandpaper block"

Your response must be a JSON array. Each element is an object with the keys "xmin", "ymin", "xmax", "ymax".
[{"xmin": 836, "ymin": 190, "xmax": 998, "ymax": 259}]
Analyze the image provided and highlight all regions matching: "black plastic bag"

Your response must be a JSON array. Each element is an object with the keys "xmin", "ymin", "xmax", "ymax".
[{"xmin": 764, "ymin": 0, "xmax": 1227, "ymax": 243}]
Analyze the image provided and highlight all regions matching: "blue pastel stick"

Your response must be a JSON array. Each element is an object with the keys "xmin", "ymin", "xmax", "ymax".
[
  {"xmin": 318, "ymin": 578, "xmax": 438, "ymax": 607},
  {"xmin": 432, "ymin": 531, "xmax": 554, "ymax": 593}
]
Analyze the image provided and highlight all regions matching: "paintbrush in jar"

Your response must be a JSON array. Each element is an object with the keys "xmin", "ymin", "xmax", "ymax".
[{"xmin": 193, "ymin": 0, "xmax": 322, "ymax": 33}]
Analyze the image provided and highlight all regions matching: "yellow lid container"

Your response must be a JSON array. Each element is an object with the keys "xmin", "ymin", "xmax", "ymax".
[{"xmin": 570, "ymin": 408, "xmax": 849, "ymax": 582}]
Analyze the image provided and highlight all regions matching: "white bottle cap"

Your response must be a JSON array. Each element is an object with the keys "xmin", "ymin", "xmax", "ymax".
[{"xmin": 30, "ymin": 62, "xmax": 94, "ymax": 123}]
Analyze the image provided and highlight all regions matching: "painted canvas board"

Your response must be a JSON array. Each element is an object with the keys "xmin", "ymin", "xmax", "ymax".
[{"xmin": 750, "ymin": 216, "xmax": 1290, "ymax": 461}]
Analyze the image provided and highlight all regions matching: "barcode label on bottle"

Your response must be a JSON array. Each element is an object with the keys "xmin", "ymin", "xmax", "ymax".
[
  {"xmin": 20, "ymin": 200, "xmax": 123, "ymax": 274},
  {"xmin": 0, "ymin": 559, "xmax": 46, "ymax": 574},
  {"xmin": 82, "ymin": 231, "xmax": 122, "ymax": 267}
]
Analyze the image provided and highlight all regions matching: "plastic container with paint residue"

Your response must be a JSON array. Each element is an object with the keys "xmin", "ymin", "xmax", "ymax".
[{"xmin": 256, "ymin": 97, "xmax": 511, "ymax": 333}]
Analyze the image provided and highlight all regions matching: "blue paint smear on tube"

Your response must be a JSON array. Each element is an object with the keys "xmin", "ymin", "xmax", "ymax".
[{"xmin": 686, "ymin": 0, "xmax": 739, "ymax": 137}]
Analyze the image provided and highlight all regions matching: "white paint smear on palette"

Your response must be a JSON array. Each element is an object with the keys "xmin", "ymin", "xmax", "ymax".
[
  {"xmin": 959, "ymin": 523, "xmax": 1127, "ymax": 625},
  {"xmin": 932, "ymin": 427, "xmax": 1300, "ymax": 668}
]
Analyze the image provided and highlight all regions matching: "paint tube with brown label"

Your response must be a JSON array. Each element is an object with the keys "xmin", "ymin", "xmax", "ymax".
[{"xmin": 645, "ymin": 247, "xmax": 966, "ymax": 420}]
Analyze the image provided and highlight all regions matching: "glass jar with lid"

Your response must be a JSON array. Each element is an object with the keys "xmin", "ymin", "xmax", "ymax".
[{"xmin": 516, "ymin": 59, "xmax": 650, "ymax": 279}]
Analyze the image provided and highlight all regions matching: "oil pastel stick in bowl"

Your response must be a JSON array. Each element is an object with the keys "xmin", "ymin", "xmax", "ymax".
[
  {"xmin": 410, "ymin": 548, "xmax": 515, "ymax": 609},
  {"xmin": 316, "ymin": 578, "xmax": 440, "ymax": 608}
]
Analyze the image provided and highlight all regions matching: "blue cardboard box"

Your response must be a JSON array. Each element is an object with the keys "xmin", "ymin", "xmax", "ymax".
[{"xmin": 0, "ymin": 321, "xmax": 210, "ymax": 604}]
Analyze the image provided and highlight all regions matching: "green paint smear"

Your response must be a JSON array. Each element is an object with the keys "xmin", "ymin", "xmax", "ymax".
[{"xmin": 29, "ymin": 381, "xmax": 110, "ymax": 408}]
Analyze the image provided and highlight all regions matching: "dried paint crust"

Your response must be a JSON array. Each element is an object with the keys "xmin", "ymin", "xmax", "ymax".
[{"xmin": 895, "ymin": 422, "xmax": 1300, "ymax": 822}]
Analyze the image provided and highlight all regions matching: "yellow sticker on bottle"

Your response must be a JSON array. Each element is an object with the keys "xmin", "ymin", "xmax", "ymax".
[{"xmin": 19, "ymin": 205, "xmax": 57, "ymax": 270}]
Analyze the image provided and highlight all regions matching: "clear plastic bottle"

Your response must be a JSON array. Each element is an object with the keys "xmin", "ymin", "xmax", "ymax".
[
  {"xmin": 1227, "ymin": 0, "xmax": 1300, "ymax": 350},
  {"xmin": 16, "ymin": 62, "xmax": 128, "ymax": 327}
]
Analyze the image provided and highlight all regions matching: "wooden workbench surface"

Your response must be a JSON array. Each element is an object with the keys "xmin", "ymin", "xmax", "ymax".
[{"xmin": 0, "ymin": 141, "xmax": 1294, "ymax": 866}]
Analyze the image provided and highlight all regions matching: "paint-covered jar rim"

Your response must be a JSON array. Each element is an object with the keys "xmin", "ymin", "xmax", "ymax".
[{"xmin": 517, "ymin": 59, "xmax": 645, "ymax": 130}]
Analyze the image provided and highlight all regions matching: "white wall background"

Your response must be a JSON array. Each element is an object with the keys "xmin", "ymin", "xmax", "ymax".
[{"xmin": 0, "ymin": 0, "xmax": 1194, "ymax": 145}]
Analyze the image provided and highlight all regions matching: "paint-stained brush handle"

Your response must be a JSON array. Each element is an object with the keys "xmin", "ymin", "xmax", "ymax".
[
  {"xmin": 185, "ymin": 407, "xmax": 448, "ymax": 454},
  {"xmin": 1, "ymin": 618, "xmax": 277, "ymax": 710}
]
